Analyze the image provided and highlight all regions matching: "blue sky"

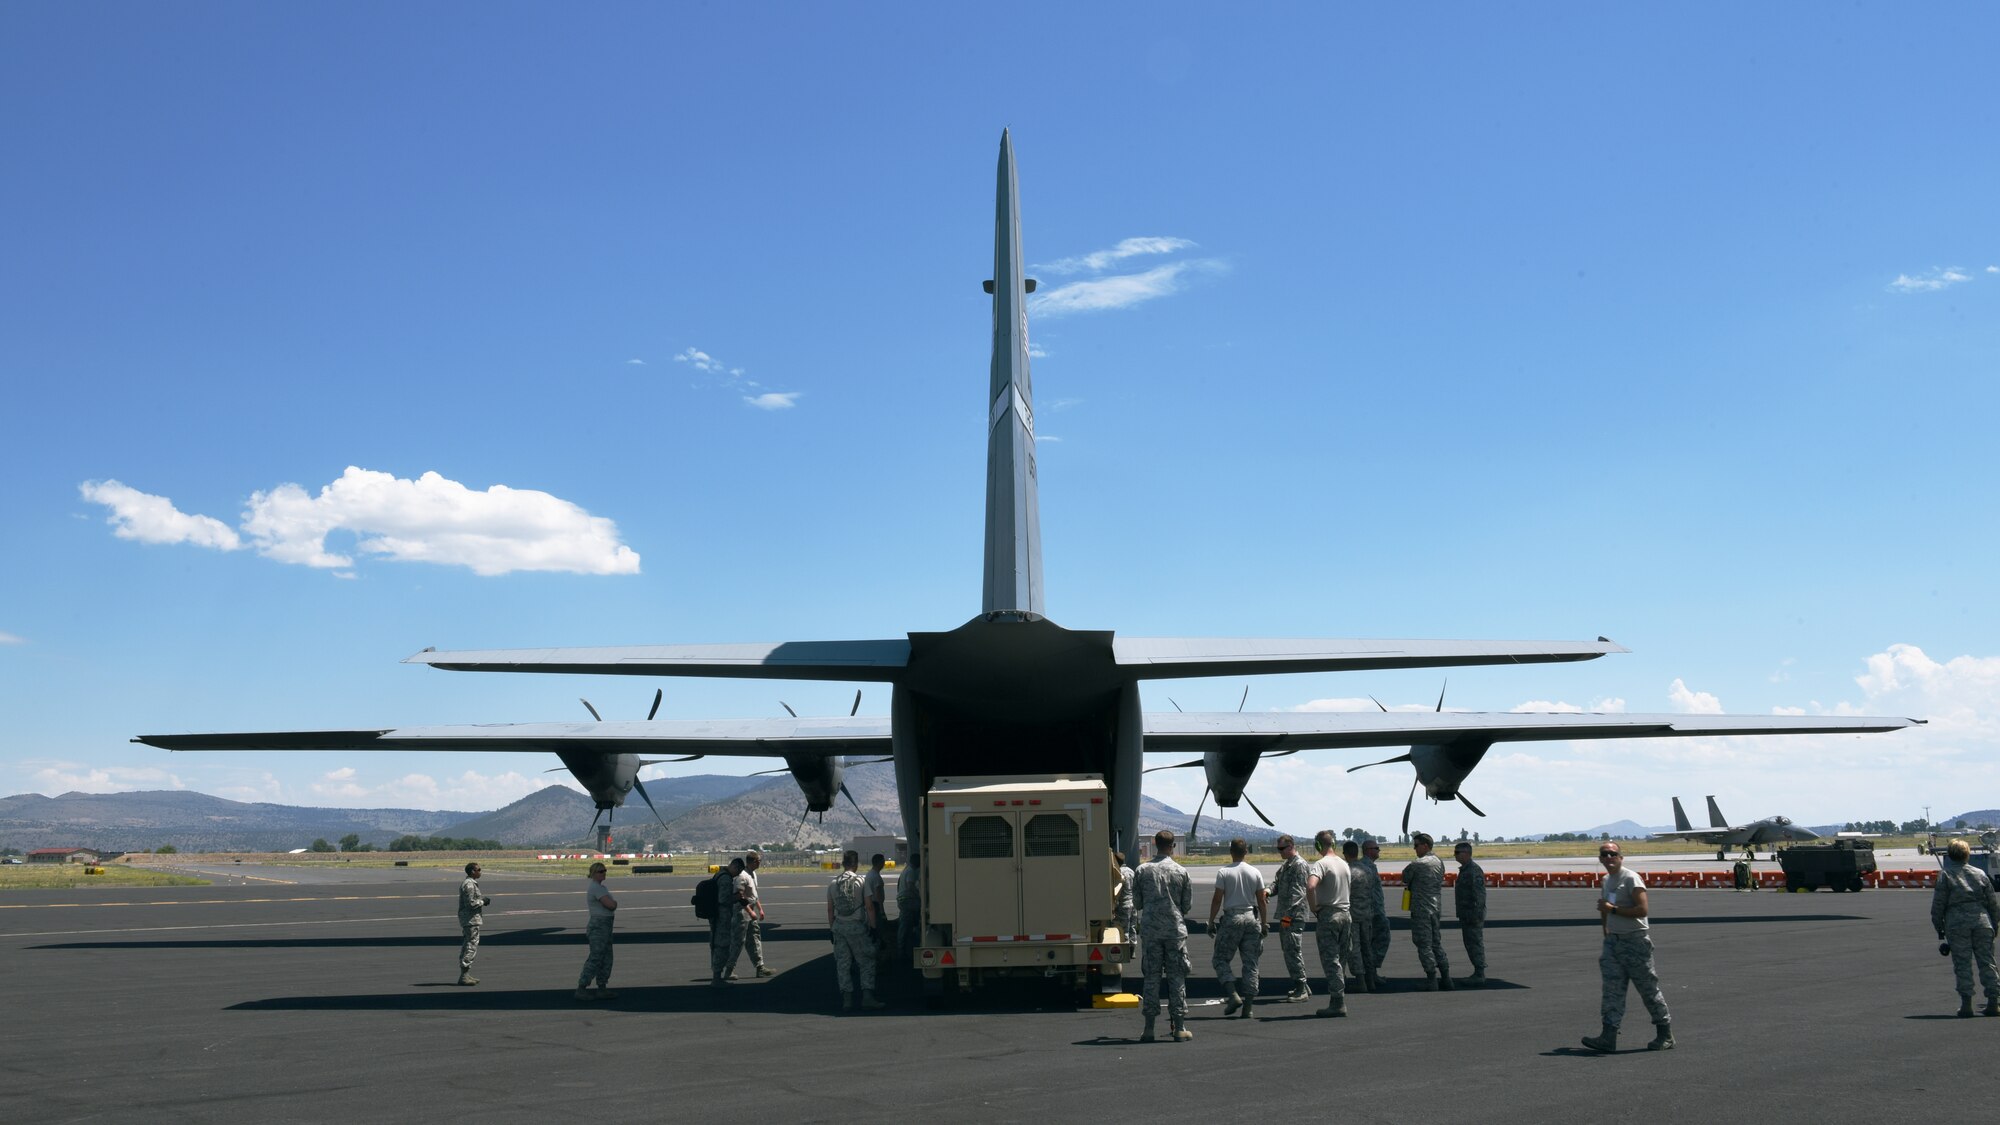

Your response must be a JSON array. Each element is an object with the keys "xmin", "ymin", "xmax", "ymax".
[{"xmin": 4, "ymin": 5, "xmax": 1995, "ymax": 837}]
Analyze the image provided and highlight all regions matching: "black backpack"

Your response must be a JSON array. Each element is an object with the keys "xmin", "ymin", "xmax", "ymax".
[{"xmin": 691, "ymin": 873, "xmax": 720, "ymax": 920}]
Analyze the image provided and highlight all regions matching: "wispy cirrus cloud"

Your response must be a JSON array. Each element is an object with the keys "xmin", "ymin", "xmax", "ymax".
[
  {"xmin": 0, "ymin": 631, "xmax": 26, "ymax": 645},
  {"xmin": 82, "ymin": 469, "xmax": 640, "ymax": 577},
  {"xmin": 1037, "ymin": 236, "xmax": 1196, "ymax": 276},
  {"xmin": 675, "ymin": 345, "xmax": 803, "ymax": 411},
  {"xmin": 1889, "ymin": 266, "xmax": 1974, "ymax": 293}
]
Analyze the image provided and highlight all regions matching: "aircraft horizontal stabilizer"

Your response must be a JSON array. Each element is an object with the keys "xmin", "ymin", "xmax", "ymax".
[
  {"xmin": 404, "ymin": 641, "xmax": 911, "ymax": 682},
  {"xmin": 1114, "ymin": 637, "xmax": 1628, "ymax": 680}
]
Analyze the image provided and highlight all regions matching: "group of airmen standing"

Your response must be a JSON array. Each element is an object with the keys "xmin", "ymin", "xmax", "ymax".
[{"xmin": 1118, "ymin": 829, "xmax": 1490, "ymax": 1043}]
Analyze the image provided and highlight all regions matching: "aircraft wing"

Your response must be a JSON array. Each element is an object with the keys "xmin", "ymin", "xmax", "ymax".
[
  {"xmin": 403, "ymin": 641, "xmax": 911, "ymax": 682},
  {"xmin": 1650, "ymin": 828, "xmax": 1731, "ymax": 843},
  {"xmin": 1139, "ymin": 710, "xmax": 1920, "ymax": 752},
  {"xmin": 1114, "ymin": 637, "xmax": 1627, "ymax": 680},
  {"xmin": 135, "ymin": 716, "xmax": 893, "ymax": 758}
]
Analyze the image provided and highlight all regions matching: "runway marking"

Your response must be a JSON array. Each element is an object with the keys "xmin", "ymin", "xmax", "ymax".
[
  {"xmin": 0, "ymin": 886, "xmax": 700, "ymax": 911},
  {"xmin": 2, "ymin": 903, "xmax": 696, "ymax": 939}
]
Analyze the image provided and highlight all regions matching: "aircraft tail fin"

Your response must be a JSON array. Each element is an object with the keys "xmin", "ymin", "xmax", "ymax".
[
  {"xmin": 981, "ymin": 129, "xmax": 1045, "ymax": 619},
  {"xmin": 1671, "ymin": 796, "xmax": 1694, "ymax": 833},
  {"xmin": 1706, "ymin": 795, "xmax": 1729, "ymax": 828}
]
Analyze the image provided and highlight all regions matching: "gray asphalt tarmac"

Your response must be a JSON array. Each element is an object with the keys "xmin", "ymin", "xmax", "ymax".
[{"xmin": 0, "ymin": 861, "xmax": 1983, "ymax": 1124}]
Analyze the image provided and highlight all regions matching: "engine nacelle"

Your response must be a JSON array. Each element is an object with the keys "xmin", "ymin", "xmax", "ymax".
[
  {"xmin": 558, "ymin": 750, "xmax": 644, "ymax": 809},
  {"xmin": 1408, "ymin": 740, "xmax": 1493, "ymax": 802},
  {"xmin": 1203, "ymin": 748, "xmax": 1263, "ymax": 809},
  {"xmin": 785, "ymin": 754, "xmax": 846, "ymax": 813}
]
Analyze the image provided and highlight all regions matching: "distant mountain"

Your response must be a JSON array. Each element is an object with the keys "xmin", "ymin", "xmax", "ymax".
[
  {"xmin": 442, "ymin": 775, "xmax": 766, "ymax": 848},
  {"xmin": 0, "ymin": 790, "xmax": 461, "ymax": 853},
  {"xmin": 1138, "ymin": 795, "xmax": 1288, "ymax": 846}
]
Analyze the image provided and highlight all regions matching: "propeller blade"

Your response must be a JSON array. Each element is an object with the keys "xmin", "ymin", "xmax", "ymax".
[
  {"xmin": 1369, "ymin": 695, "xmax": 1388, "ymax": 713},
  {"xmin": 1459, "ymin": 792, "xmax": 1486, "ymax": 818},
  {"xmin": 631, "ymin": 778, "xmax": 672, "ymax": 833},
  {"xmin": 647, "ymin": 688, "xmax": 662, "ymax": 721},
  {"xmin": 1144, "ymin": 758, "xmax": 1205, "ymax": 774},
  {"xmin": 790, "ymin": 805, "xmax": 811, "ymax": 848},
  {"xmin": 1168, "ymin": 697, "xmax": 1184, "ymax": 713},
  {"xmin": 1436, "ymin": 680, "xmax": 1447, "ymax": 713},
  {"xmin": 1237, "ymin": 685, "xmax": 1250, "ymax": 712},
  {"xmin": 851, "ymin": 756, "xmax": 894, "ymax": 765},
  {"xmin": 780, "ymin": 701, "xmax": 798, "ymax": 718},
  {"xmin": 850, "ymin": 690, "xmax": 863, "ymax": 717},
  {"xmin": 840, "ymin": 782, "xmax": 877, "ymax": 832},
  {"xmin": 1242, "ymin": 791, "xmax": 1275, "ymax": 827},
  {"xmin": 1189, "ymin": 787, "xmax": 1210, "ymax": 846},
  {"xmin": 749, "ymin": 766, "xmax": 788, "ymax": 777},
  {"xmin": 1346, "ymin": 753, "xmax": 1413, "ymax": 775},
  {"xmin": 580, "ymin": 698, "xmax": 603, "ymax": 722},
  {"xmin": 1402, "ymin": 778, "xmax": 1417, "ymax": 837},
  {"xmin": 637, "ymin": 754, "xmax": 705, "ymax": 765}
]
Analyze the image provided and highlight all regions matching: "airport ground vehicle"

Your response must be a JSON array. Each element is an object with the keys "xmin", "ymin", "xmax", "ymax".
[
  {"xmin": 1778, "ymin": 838, "xmax": 1876, "ymax": 892},
  {"xmin": 913, "ymin": 775, "xmax": 1128, "ymax": 1003}
]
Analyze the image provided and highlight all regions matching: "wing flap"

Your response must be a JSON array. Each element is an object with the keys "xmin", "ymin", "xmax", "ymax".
[{"xmin": 137, "ymin": 716, "xmax": 892, "ymax": 758}]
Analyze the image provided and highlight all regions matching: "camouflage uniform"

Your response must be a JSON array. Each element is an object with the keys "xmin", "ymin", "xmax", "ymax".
[
  {"xmin": 457, "ymin": 874, "xmax": 488, "ymax": 979},
  {"xmin": 1402, "ymin": 853, "xmax": 1450, "ymax": 980},
  {"xmin": 828, "ymin": 868, "xmax": 875, "ymax": 997},
  {"xmin": 708, "ymin": 869, "xmax": 744, "ymax": 981},
  {"xmin": 1116, "ymin": 863, "xmax": 1136, "ymax": 942},
  {"xmin": 1351, "ymin": 855, "xmax": 1388, "ymax": 978},
  {"xmin": 1931, "ymin": 859, "xmax": 2000, "ymax": 1004},
  {"xmin": 1455, "ymin": 858, "xmax": 1487, "ymax": 978},
  {"xmin": 1308, "ymin": 853, "xmax": 1351, "ymax": 1008},
  {"xmin": 1210, "ymin": 860, "xmax": 1265, "ymax": 1005},
  {"xmin": 1270, "ymin": 852, "xmax": 1310, "ymax": 992},
  {"xmin": 1131, "ymin": 855, "xmax": 1193, "ymax": 1027},
  {"xmin": 735, "ymin": 866, "xmax": 766, "ymax": 973},
  {"xmin": 578, "ymin": 877, "xmax": 615, "ymax": 992},
  {"xmin": 1600, "ymin": 867, "xmax": 1670, "ymax": 1031}
]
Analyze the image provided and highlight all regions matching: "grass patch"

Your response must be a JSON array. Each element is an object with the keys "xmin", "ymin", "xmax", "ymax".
[{"xmin": 0, "ymin": 866, "xmax": 210, "ymax": 890}]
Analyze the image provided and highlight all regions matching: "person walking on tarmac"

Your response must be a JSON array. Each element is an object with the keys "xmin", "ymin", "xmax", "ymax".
[
  {"xmin": 1207, "ymin": 838, "xmax": 1267, "ymax": 1018},
  {"xmin": 1931, "ymin": 838, "xmax": 2000, "ymax": 1017},
  {"xmin": 1402, "ymin": 833, "xmax": 1451, "ymax": 990},
  {"xmin": 1453, "ymin": 841, "xmax": 1488, "ymax": 987},
  {"xmin": 1583, "ymin": 842, "xmax": 1674, "ymax": 1052},
  {"xmin": 457, "ymin": 861, "xmax": 491, "ymax": 986},
  {"xmin": 709, "ymin": 857, "xmax": 745, "ymax": 985},
  {"xmin": 1306, "ymin": 829, "xmax": 1352, "ymax": 1018},
  {"xmin": 738, "ymin": 852, "xmax": 772, "ymax": 977}
]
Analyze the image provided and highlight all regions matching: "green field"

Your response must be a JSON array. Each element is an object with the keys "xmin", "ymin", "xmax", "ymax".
[{"xmin": 0, "ymin": 865, "xmax": 210, "ymax": 890}]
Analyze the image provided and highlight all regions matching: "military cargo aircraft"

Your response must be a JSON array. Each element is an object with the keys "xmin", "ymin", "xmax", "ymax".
[
  {"xmin": 1653, "ymin": 795, "xmax": 1822, "ymax": 860},
  {"xmin": 137, "ymin": 131, "xmax": 1919, "ymax": 850}
]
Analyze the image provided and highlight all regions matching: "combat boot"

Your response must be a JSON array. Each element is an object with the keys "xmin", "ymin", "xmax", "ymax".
[
  {"xmin": 1240, "ymin": 993, "xmax": 1254, "ymax": 1019},
  {"xmin": 1646, "ymin": 1023, "xmax": 1675, "ymax": 1051},
  {"xmin": 1223, "ymin": 986, "xmax": 1241, "ymax": 1016},
  {"xmin": 1958, "ymin": 996, "xmax": 1975, "ymax": 1018},
  {"xmin": 1422, "ymin": 974, "xmax": 1438, "ymax": 992},
  {"xmin": 1315, "ymin": 997, "xmax": 1347, "ymax": 1018},
  {"xmin": 1285, "ymin": 981, "xmax": 1310, "ymax": 1003},
  {"xmin": 1367, "ymin": 971, "xmax": 1384, "ymax": 993},
  {"xmin": 755, "ymin": 965, "xmax": 775, "ymax": 977},
  {"xmin": 860, "ymin": 990, "xmax": 886, "ymax": 1009},
  {"xmin": 1984, "ymin": 997, "xmax": 1999, "ymax": 1017},
  {"xmin": 1170, "ymin": 1018, "xmax": 1192, "ymax": 1042},
  {"xmin": 1140, "ymin": 1016, "xmax": 1157, "ymax": 1043},
  {"xmin": 841, "ymin": 992, "xmax": 854, "ymax": 1011},
  {"xmin": 1466, "ymin": 971, "xmax": 1486, "ymax": 987},
  {"xmin": 1581, "ymin": 1024, "xmax": 1617, "ymax": 1053},
  {"xmin": 1438, "ymin": 973, "xmax": 1453, "ymax": 991},
  {"xmin": 574, "ymin": 987, "xmax": 597, "ymax": 1002},
  {"xmin": 457, "ymin": 974, "xmax": 478, "ymax": 986}
]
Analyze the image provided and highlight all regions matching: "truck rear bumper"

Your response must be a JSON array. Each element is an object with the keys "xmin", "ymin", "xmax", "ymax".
[{"xmin": 918, "ymin": 940, "xmax": 1131, "ymax": 973}]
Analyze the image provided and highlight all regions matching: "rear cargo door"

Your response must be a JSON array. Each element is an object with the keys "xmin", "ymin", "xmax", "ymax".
[
  {"xmin": 1021, "ymin": 809, "xmax": 1085, "ymax": 936},
  {"xmin": 952, "ymin": 811, "xmax": 1020, "ymax": 938}
]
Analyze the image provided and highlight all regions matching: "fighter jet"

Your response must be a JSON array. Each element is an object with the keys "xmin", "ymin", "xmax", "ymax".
[
  {"xmin": 137, "ymin": 131, "xmax": 1920, "ymax": 850},
  {"xmin": 1653, "ymin": 795, "xmax": 1821, "ymax": 860}
]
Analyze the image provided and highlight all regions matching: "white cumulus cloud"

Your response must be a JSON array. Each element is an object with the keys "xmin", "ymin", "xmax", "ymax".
[
  {"xmin": 85, "ymin": 468, "xmax": 640, "ymax": 577},
  {"xmin": 27, "ymin": 760, "xmax": 186, "ymax": 795},
  {"xmin": 1667, "ymin": 678, "xmax": 1724, "ymax": 714},
  {"xmin": 0, "ymin": 631, "xmax": 23, "ymax": 645},
  {"xmin": 79, "ymin": 480, "xmax": 243, "ymax": 551},
  {"xmin": 744, "ymin": 392, "xmax": 800, "ymax": 411},
  {"xmin": 309, "ymin": 766, "xmax": 559, "ymax": 811}
]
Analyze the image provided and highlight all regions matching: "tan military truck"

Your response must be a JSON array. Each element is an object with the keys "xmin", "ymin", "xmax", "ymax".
[{"xmin": 913, "ymin": 774, "xmax": 1129, "ymax": 1004}]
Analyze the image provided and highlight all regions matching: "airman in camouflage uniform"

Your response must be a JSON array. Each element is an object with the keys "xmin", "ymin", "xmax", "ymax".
[
  {"xmin": 897, "ymin": 854, "xmax": 923, "ymax": 958},
  {"xmin": 1114, "ymin": 851, "xmax": 1135, "ymax": 944},
  {"xmin": 1453, "ymin": 841, "xmax": 1488, "ymax": 986},
  {"xmin": 1270, "ymin": 835, "xmax": 1311, "ymax": 1001},
  {"xmin": 576, "ymin": 862, "xmax": 618, "ymax": 1001},
  {"xmin": 1583, "ymin": 842, "xmax": 1673, "ymax": 1052},
  {"xmin": 1353, "ymin": 839, "xmax": 1387, "ymax": 990},
  {"xmin": 1931, "ymin": 839, "xmax": 2000, "ymax": 1017},
  {"xmin": 828, "ymin": 850, "xmax": 884, "ymax": 1011},
  {"xmin": 709, "ymin": 858, "xmax": 745, "ymax": 984},
  {"xmin": 457, "ymin": 861, "xmax": 490, "ymax": 986},
  {"xmin": 1306, "ymin": 830, "xmax": 1351, "ymax": 1017},
  {"xmin": 740, "ymin": 851, "xmax": 772, "ymax": 976},
  {"xmin": 1131, "ymin": 829, "xmax": 1194, "ymax": 1042},
  {"xmin": 1402, "ymin": 833, "xmax": 1450, "ymax": 990}
]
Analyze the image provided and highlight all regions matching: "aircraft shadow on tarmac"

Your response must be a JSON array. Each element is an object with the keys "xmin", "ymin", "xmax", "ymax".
[
  {"xmin": 1471, "ymin": 914, "xmax": 1863, "ymax": 929},
  {"xmin": 29, "ymin": 922, "xmax": 830, "ymax": 953}
]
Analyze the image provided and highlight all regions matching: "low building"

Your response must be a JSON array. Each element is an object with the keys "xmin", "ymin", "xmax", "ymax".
[{"xmin": 27, "ymin": 848, "xmax": 100, "ymax": 865}]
